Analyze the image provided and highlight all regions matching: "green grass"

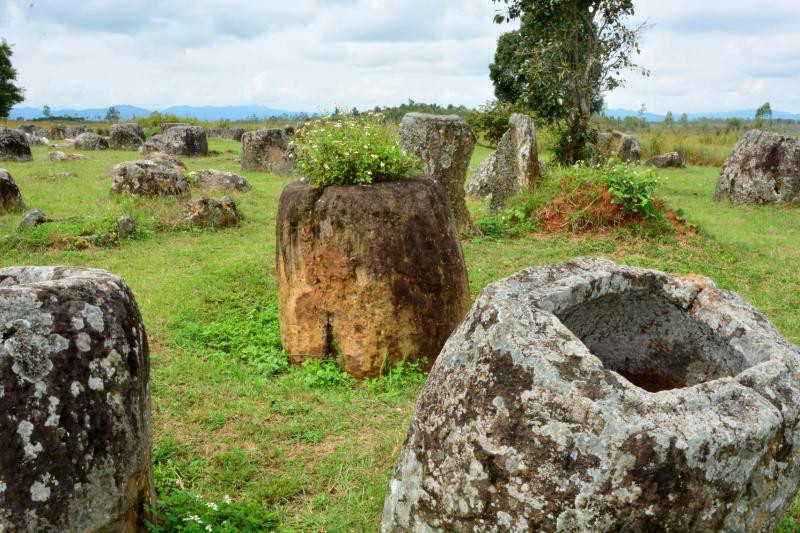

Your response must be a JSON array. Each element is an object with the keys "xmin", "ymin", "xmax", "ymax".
[{"xmin": 2, "ymin": 141, "xmax": 800, "ymax": 529}]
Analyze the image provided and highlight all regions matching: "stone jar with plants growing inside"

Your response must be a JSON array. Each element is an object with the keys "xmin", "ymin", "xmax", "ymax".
[{"xmin": 276, "ymin": 112, "xmax": 471, "ymax": 379}]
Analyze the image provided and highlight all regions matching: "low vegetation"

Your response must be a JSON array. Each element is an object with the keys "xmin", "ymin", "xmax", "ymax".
[
  {"xmin": 477, "ymin": 158, "xmax": 675, "ymax": 238},
  {"xmin": 1, "ymin": 129, "xmax": 800, "ymax": 528},
  {"xmin": 294, "ymin": 113, "xmax": 419, "ymax": 186}
]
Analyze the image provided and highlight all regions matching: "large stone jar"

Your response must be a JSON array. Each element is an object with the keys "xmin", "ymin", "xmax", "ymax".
[
  {"xmin": 0, "ymin": 266, "xmax": 153, "ymax": 531},
  {"xmin": 240, "ymin": 129, "xmax": 294, "ymax": 174},
  {"xmin": 383, "ymin": 257, "xmax": 800, "ymax": 532},
  {"xmin": 715, "ymin": 130, "xmax": 800, "ymax": 204},
  {"xmin": 277, "ymin": 178, "xmax": 471, "ymax": 379}
]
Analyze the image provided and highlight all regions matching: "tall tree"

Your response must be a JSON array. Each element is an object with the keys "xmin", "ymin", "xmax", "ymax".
[
  {"xmin": 755, "ymin": 102, "xmax": 772, "ymax": 127},
  {"xmin": 490, "ymin": 0, "xmax": 648, "ymax": 163},
  {"xmin": 679, "ymin": 112, "xmax": 689, "ymax": 128},
  {"xmin": 105, "ymin": 106, "xmax": 120, "ymax": 122},
  {"xmin": 664, "ymin": 111, "xmax": 674, "ymax": 126},
  {"xmin": 42, "ymin": 104, "xmax": 51, "ymax": 118},
  {"xmin": 0, "ymin": 39, "xmax": 25, "ymax": 120}
]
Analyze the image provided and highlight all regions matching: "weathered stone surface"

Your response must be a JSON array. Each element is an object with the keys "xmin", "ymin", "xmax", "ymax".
[
  {"xmin": 159, "ymin": 122, "xmax": 189, "ymax": 134},
  {"xmin": 73, "ymin": 132, "xmax": 109, "ymax": 151},
  {"xmin": 26, "ymin": 135, "xmax": 48, "ymax": 146},
  {"xmin": 0, "ymin": 266, "xmax": 153, "ymax": 531},
  {"xmin": 140, "ymin": 135, "xmax": 166, "ymax": 154},
  {"xmin": 277, "ymin": 178, "xmax": 471, "ymax": 379},
  {"xmin": 595, "ymin": 130, "xmax": 641, "ymax": 163},
  {"xmin": 17, "ymin": 124, "xmax": 45, "ymax": 137},
  {"xmin": 117, "ymin": 215, "xmax": 136, "ymax": 239},
  {"xmin": 48, "ymin": 151, "xmax": 87, "ymax": 162},
  {"xmin": 646, "ymin": 151, "xmax": 685, "ymax": 168},
  {"xmin": 48, "ymin": 125, "xmax": 67, "ymax": 140},
  {"xmin": 398, "ymin": 113, "xmax": 476, "ymax": 233},
  {"xmin": 715, "ymin": 130, "xmax": 800, "ymax": 204},
  {"xmin": 185, "ymin": 196, "xmax": 239, "ymax": 228},
  {"xmin": 240, "ymin": 129, "xmax": 294, "ymax": 174},
  {"xmin": 189, "ymin": 169, "xmax": 252, "ymax": 192},
  {"xmin": 617, "ymin": 131, "xmax": 641, "ymax": 163},
  {"xmin": 0, "ymin": 169, "xmax": 25, "ymax": 214},
  {"xmin": 159, "ymin": 125, "xmax": 208, "ymax": 157},
  {"xmin": 383, "ymin": 257, "xmax": 800, "ymax": 532},
  {"xmin": 224, "ymin": 127, "xmax": 245, "ymax": 142},
  {"xmin": 109, "ymin": 124, "xmax": 144, "ymax": 151},
  {"xmin": 109, "ymin": 160, "xmax": 190, "ymax": 197},
  {"xmin": 0, "ymin": 127, "xmax": 33, "ymax": 162},
  {"xmin": 64, "ymin": 125, "xmax": 91, "ymax": 139},
  {"xmin": 467, "ymin": 113, "xmax": 540, "ymax": 212},
  {"xmin": 207, "ymin": 127, "xmax": 225, "ymax": 138},
  {"xmin": 18, "ymin": 209, "xmax": 48, "ymax": 230},
  {"xmin": 144, "ymin": 151, "xmax": 186, "ymax": 172}
]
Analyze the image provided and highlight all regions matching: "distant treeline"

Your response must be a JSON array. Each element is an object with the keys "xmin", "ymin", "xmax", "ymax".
[{"xmin": 365, "ymin": 100, "xmax": 474, "ymax": 122}]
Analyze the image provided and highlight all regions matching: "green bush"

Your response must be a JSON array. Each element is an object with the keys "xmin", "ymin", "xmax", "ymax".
[
  {"xmin": 475, "ymin": 161, "xmax": 671, "ymax": 237},
  {"xmin": 601, "ymin": 159, "xmax": 660, "ymax": 218},
  {"xmin": 466, "ymin": 101, "xmax": 532, "ymax": 146},
  {"xmin": 294, "ymin": 113, "xmax": 418, "ymax": 186}
]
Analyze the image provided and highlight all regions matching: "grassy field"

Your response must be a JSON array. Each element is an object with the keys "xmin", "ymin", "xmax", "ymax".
[{"xmin": 1, "ymin": 139, "xmax": 799, "ymax": 530}]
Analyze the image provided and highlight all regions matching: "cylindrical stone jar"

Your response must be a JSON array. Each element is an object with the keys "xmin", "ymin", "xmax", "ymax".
[
  {"xmin": 276, "ymin": 177, "xmax": 471, "ymax": 379},
  {"xmin": 0, "ymin": 266, "xmax": 153, "ymax": 532}
]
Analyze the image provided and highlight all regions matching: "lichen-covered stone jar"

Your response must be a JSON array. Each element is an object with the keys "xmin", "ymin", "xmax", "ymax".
[
  {"xmin": 383, "ymin": 257, "xmax": 800, "ymax": 532},
  {"xmin": 0, "ymin": 266, "xmax": 153, "ymax": 532}
]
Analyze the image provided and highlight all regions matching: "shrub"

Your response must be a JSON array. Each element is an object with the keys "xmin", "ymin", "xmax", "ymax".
[
  {"xmin": 466, "ymin": 100, "xmax": 533, "ymax": 146},
  {"xmin": 294, "ymin": 113, "xmax": 418, "ymax": 187},
  {"xmin": 602, "ymin": 158, "xmax": 660, "ymax": 218},
  {"xmin": 475, "ymin": 161, "xmax": 672, "ymax": 237}
]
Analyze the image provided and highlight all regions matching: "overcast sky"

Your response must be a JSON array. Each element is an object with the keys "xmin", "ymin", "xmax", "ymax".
[{"xmin": 1, "ymin": 0, "xmax": 799, "ymax": 113}]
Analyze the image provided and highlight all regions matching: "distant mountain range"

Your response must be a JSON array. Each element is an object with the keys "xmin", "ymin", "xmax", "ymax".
[
  {"xmin": 605, "ymin": 108, "xmax": 800, "ymax": 122},
  {"xmin": 10, "ymin": 104, "xmax": 800, "ymax": 123},
  {"xmin": 9, "ymin": 104, "xmax": 301, "ymax": 121}
]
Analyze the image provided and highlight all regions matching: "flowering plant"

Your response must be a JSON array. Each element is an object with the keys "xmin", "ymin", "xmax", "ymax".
[{"xmin": 294, "ymin": 112, "xmax": 419, "ymax": 186}]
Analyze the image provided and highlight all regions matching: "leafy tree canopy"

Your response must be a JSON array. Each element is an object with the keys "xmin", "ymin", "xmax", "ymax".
[
  {"xmin": 490, "ymin": 0, "xmax": 648, "ymax": 163},
  {"xmin": 106, "ymin": 106, "xmax": 121, "ymax": 121},
  {"xmin": 0, "ymin": 39, "xmax": 25, "ymax": 119}
]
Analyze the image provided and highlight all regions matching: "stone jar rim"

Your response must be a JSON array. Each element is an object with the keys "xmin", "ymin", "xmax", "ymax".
[{"xmin": 470, "ymin": 256, "xmax": 798, "ymax": 399}]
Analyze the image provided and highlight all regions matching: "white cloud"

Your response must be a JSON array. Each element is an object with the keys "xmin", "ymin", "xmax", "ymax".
[
  {"xmin": 1, "ymin": 0, "xmax": 799, "ymax": 113},
  {"xmin": 608, "ymin": 0, "xmax": 800, "ymax": 113}
]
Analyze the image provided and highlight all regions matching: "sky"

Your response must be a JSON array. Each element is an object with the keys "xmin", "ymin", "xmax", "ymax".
[{"xmin": 1, "ymin": 0, "xmax": 799, "ymax": 113}]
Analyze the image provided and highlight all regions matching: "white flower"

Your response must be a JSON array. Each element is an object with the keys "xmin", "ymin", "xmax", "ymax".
[
  {"xmin": 222, "ymin": 494, "xmax": 233, "ymax": 504},
  {"xmin": 206, "ymin": 502, "xmax": 219, "ymax": 511},
  {"xmin": 205, "ymin": 526, "xmax": 213, "ymax": 532},
  {"xmin": 183, "ymin": 515, "xmax": 203, "ymax": 523}
]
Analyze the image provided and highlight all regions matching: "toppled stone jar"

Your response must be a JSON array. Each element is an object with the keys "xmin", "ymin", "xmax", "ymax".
[
  {"xmin": 0, "ymin": 267, "xmax": 153, "ymax": 531},
  {"xmin": 383, "ymin": 257, "xmax": 800, "ymax": 532}
]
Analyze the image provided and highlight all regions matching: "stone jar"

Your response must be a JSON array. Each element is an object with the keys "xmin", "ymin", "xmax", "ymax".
[
  {"xmin": 383, "ymin": 257, "xmax": 800, "ymax": 532},
  {"xmin": 0, "ymin": 266, "xmax": 153, "ymax": 532},
  {"xmin": 276, "ymin": 178, "xmax": 471, "ymax": 379},
  {"xmin": 240, "ymin": 129, "xmax": 294, "ymax": 174},
  {"xmin": 398, "ymin": 113, "xmax": 476, "ymax": 234},
  {"xmin": 715, "ymin": 130, "xmax": 800, "ymax": 204}
]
